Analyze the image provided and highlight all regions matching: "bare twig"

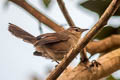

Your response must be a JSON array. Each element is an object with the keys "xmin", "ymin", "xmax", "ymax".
[
  {"xmin": 57, "ymin": 0, "xmax": 75, "ymax": 27},
  {"xmin": 86, "ymin": 34, "xmax": 120, "ymax": 55},
  {"xmin": 47, "ymin": 0, "xmax": 120, "ymax": 80},
  {"xmin": 10, "ymin": 0, "xmax": 64, "ymax": 32},
  {"xmin": 58, "ymin": 48, "xmax": 120, "ymax": 80}
]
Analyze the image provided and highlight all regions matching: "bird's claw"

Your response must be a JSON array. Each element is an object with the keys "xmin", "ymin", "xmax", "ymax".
[
  {"xmin": 90, "ymin": 60, "xmax": 101, "ymax": 67},
  {"xmin": 83, "ymin": 60, "xmax": 101, "ymax": 71}
]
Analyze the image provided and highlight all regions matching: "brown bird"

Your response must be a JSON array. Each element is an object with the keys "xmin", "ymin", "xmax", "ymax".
[{"xmin": 8, "ymin": 23, "xmax": 88, "ymax": 62}]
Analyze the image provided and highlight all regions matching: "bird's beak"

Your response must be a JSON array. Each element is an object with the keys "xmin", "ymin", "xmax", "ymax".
[{"xmin": 80, "ymin": 29, "xmax": 88, "ymax": 32}]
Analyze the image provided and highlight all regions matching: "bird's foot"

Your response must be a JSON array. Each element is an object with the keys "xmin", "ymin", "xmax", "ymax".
[
  {"xmin": 51, "ymin": 60, "xmax": 60, "ymax": 67},
  {"xmin": 55, "ymin": 61, "xmax": 60, "ymax": 68},
  {"xmin": 89, "ymin": 60, "xmax": 101, "ymax": 67},
  {"xmin": 51, "ymin": 60, "xmax": 59, "ymax": 64},
  {"xmin": 80, "ymin": 57, "xmax": 89, "ymax": 64},
  {"xmin": 83, "ymin": 60, "xmax": 101, "ymax": 71}
]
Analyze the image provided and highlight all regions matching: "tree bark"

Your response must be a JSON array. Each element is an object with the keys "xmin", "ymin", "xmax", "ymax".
[
  {"xmin": 58, "ymin": 48, "xmax": 120, "ymax": 80},
  {"xmin": 86, "ymin": 34, "xmax": 120, "ymax": 55}
]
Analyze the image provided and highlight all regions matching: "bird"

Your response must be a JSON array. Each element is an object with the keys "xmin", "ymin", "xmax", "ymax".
[{"xmin": 8, "ymin": 23, "xmax": 88, "ymax": 62}]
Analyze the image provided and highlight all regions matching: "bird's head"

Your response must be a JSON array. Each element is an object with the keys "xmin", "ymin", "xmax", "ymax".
[{"xmin": 66, "ymin": 27, "xmax": 88, "ymax": 38}]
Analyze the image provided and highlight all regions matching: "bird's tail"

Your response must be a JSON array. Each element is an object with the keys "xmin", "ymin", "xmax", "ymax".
[{"xmin": 8, "ymin": 23, "xmax": 37, "ymax": 44}]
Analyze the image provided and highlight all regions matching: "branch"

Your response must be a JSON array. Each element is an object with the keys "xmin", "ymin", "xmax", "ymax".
[
  {"xmin": 47, "ymin": 0, "xmax": 120, "ymax": 80},
  {"xmin": 57, "ymin": 0, "xmax": 75, "ymax": 27},
  {"xmin": 86, "ymin": 34, "xmax": 120, "ymax": 55},
  {"xmin": 58, "ymin": 48, "xmax": 120, "ymax": 80},
  {"xmin": 10, "ymin": 0, "xmax": 64, "ymax": 32}
]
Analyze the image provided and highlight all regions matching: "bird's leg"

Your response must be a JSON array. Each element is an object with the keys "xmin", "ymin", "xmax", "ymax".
[
  {"xmin": 80, "ymin": 48, "xmax": 89, "ymax": 63},
  {"xmin": 55, "ymin": 61, "xmax": 60, "ymax": 64},
  {"xmin": 53, "ymin": 60, "xmax": 60, "ymax": 68},
  {"xmin": 51, "ymin": 60, "xmax": 59, "ymax": 64},
  {"xmin": 79, "ymin": 48, "xmax": 90, "ymax": 71}
]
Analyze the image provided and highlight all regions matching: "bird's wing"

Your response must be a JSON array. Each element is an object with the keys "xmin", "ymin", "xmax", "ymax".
[{"xmin": 35, "ymin": 33, "xmax": 69, "ymax": 45}]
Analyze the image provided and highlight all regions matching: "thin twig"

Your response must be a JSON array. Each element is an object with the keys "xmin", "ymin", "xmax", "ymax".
[
  {"xmin": 47, "ymin": 0, "xmax": 120, "ymax": 80},
  {"xmin": 57, "ymin": 0, "xmax": 75, "ymax": 27},
  {"xmin": 10, "ymin": 0, "xmax": 64, "ymax": 32}
]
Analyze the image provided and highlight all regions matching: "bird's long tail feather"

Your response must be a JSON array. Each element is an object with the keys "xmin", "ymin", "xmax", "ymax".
[{"xmin": 8, "ymin": 23, "xmax": 37, "ymax": 44}]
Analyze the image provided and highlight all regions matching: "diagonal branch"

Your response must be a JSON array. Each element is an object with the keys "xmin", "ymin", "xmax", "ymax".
[
  {"xmin": 57, "ymin": 0, "xmax": 75, "ymax": 27},
  {"xmin": 47, "ymin": 0, "xmax": 120, "ymax": 80},
  {"xmin": 10, "ymin": 0, "xmax": 64, "ymax": 32},
  {"xmin": 58, "ymin": 48, "xmax": 120, "ymax": 80}
]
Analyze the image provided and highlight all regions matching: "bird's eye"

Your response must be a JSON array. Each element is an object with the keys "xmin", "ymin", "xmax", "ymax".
[{"xmin": 75, "ymin": 28, "xmax": 80, "ymax": 32}]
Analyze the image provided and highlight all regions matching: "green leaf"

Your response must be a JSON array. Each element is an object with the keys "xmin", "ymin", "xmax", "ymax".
[
  {"xmin": 94, "ymin": 26, "xmax": 120, "ymax": 40},
  {"xmin": 106, "ymin": 75, "xmax": 116, "ymax": 80},
  {"xmin": 43, "ymin": 0, "xmax": 51, "ymax": 8},
  {"xmin": 80, "ymin": 0, "xmax": 120, "ymax": 16}
]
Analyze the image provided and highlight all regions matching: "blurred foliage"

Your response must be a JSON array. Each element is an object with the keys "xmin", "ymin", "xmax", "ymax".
[
  {"xmin": 94, "ymin": 26, "xmax": 120, "ymax": 40},
  {"xmin": 79, "ymin": 0, "xmax": 120, "ymax": 40},
  {"xmin": 32, "ymin": 76, "xmax": 39, "ymax": 80},
  {"xmin": 80, "ymin": 0, "xmax": 120, "ymax": 17},
  {"xmin": 42, "ymin": 0, "xmax": 51, "ymax": 8},
  {"xmin": 31, "ymin": 75, "xmax": 42, "ymax": 80},
  {"xmin": 3, "ymin": 0, "xmax": 9, "ymax": 9},
  {"xmin": 106, "ymin": 75, "xmax": 116, "ymax": 80}
]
